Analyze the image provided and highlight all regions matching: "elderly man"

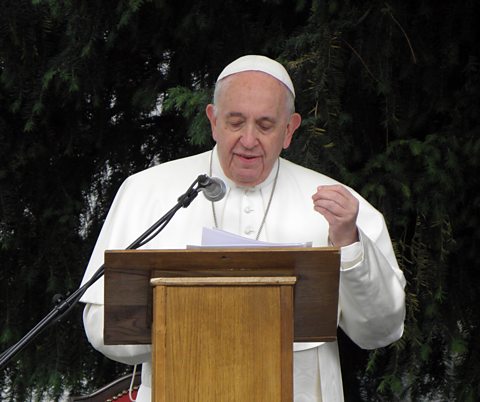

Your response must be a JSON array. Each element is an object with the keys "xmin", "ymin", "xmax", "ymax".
[{"xmin": 80, "ymin": 55, "xmax": 406, "ymax": 401}]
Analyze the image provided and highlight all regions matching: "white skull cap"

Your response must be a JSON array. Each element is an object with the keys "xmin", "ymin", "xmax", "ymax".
[{"xmin": 216, "ymin": 55, "xmax": 295, "ymax": 98}]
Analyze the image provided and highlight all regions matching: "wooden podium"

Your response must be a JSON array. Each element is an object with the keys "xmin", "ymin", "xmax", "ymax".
[{"xmin": 104, "ymin": 247, "xmax": 340, "ymax": 402}]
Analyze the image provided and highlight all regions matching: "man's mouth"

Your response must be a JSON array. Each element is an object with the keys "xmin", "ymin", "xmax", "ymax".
[{"xmin": 235, "ymin": 153, "xmax": 259, "ymax": 160}]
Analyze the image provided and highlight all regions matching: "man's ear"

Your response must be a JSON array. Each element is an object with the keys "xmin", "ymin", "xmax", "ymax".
[
  {"xmin": 206, "ymin": 104, "xmax": 218, "ymax": 141},
  {"xmin": 283, "ymin": 112, "xmax": 302, "ymax": 149}
]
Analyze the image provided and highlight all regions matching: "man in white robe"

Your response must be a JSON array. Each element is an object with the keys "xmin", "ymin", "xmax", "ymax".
[{"xmin": 80, "ymin": 55, "xmax": 406, "ymax": 402}]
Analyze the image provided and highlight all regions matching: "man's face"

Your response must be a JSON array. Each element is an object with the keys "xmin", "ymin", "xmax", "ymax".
[{"xmin": 206, "ymin": 71, "xmax": 301, "ymax": 187}]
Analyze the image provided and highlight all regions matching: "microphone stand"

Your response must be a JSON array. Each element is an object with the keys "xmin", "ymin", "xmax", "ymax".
[{"xmin": 0, "ymin": 174, "xmax": 209, "ymax": 370}]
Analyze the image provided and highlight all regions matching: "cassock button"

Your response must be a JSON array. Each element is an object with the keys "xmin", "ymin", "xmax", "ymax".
[{"xmin": 244, "ymin": 226, "xmax": 255, "ymax": 235}]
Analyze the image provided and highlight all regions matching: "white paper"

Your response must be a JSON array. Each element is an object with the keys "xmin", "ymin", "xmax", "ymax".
[{"xmin": 186, "ymin": 227, "xmax": 312, "ymax": 249}]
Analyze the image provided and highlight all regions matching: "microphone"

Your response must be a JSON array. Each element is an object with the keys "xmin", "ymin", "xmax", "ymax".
[{"xmin": 198, "ymin": 175, "xmax": 227, "ymax": 202}]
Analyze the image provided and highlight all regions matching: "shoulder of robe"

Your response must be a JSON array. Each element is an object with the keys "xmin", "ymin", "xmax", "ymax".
[
  {"xmin": 120, "ymin": 151, "xmax": 211, "ymax": 190},
  {"xmin": 279, "ymin": 157, "xmax": 345, "ymax": 187},
  {"xmin": 280, "ymin": 157, "xmax": 383, "ymax": 219}
]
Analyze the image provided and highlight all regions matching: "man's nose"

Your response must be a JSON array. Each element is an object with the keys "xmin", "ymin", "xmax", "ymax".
[{"xmin": 239, "ymin": 124, "xmax": 258, "ymax": 149}]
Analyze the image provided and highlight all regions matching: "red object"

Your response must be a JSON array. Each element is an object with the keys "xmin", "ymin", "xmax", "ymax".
[{"xmin": 69, "ymin": 372, "xmax": 141, "ymax": 401}]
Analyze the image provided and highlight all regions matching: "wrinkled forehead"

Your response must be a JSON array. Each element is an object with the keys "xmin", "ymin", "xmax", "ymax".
[
  {"xmin": 217, "ymin": 55, "xmax": 295, "ymax": 98},
  {"xmin": 215, "ymin": 71, "xmax": 290, "ymax": 114}
]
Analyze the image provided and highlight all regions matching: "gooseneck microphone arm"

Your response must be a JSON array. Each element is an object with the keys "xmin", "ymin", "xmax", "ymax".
[{"xmin": 0, "ymin": 174, "xmax": 225, "ymax": 370}]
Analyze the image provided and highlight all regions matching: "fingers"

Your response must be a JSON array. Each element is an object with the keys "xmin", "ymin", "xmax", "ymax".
[
  {"xmin": 312, "ymin": 184, "xmax": 360, "ymax": 247},
  {"xmin": 312, "ymin": 185, "xmax": 358, "ymax": 219}
]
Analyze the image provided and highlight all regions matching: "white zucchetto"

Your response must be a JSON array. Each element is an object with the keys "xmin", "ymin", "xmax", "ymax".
[{"xmin": 216, "ymin": 55, "xmax": 295, "ymax": 98}]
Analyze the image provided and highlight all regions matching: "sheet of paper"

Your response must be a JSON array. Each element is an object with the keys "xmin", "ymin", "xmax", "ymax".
[{"xmin": 186, "ymin": 227, "xmax": 312, "ymax": 249}]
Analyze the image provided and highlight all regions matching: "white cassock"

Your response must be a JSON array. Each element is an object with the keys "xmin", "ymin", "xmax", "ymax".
[{"xmin": 80, "ymin": 147, "xmax": 406, "ymax": 402}]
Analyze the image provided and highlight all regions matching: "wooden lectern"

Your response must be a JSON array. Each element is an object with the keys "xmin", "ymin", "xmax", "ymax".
[{"xmin": 104, "ymin": 247, "xmax": 340, "ymax": 402}]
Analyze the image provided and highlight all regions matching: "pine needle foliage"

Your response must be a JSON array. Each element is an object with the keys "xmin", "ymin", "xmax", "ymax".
[{"xmin": 0, "ymin": 0, "xmax": 479, "ymax": 400}]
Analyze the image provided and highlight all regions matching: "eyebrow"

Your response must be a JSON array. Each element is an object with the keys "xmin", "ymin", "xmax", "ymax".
[
  {"xmin": 225, "ymin": 112, "xmax": 245, "ymax": 119},
  {"xmin": 225, "ymin": 112, "xmax": 276, "ymax": 124},
  {"xmin": 256, "ymin": 116, "xmax": 276, "ymax": 124}
]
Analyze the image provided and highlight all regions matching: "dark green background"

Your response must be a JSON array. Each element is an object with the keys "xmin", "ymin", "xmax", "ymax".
[{"xmin": 1, "ymin": 1, "xmax": 479, "ymax": 400}]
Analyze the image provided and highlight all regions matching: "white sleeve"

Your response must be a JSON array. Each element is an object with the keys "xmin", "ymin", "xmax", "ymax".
[
  {"xmin": 83, "ymin": 303, "xmax": 151, "ymax": 365},
  {"xmin": 338, "ymin": 225, "xmax": 406, "ymax": 349},
  {"xmin": 79, "ymin": 177, "xmax": 137, "ymax": 305}
]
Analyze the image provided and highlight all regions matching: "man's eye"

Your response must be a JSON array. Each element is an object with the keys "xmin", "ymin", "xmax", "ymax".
[
  {"xmin": 259, "ymin": 124, "xmax": 274, "ymax": 131},
  {"xmin": 229, "ymin": 121, "xmax": 243, "ymax": 128},
  {"xmin": 257, "ymin": 118, "xmax": 275, "ymax": 132}
]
